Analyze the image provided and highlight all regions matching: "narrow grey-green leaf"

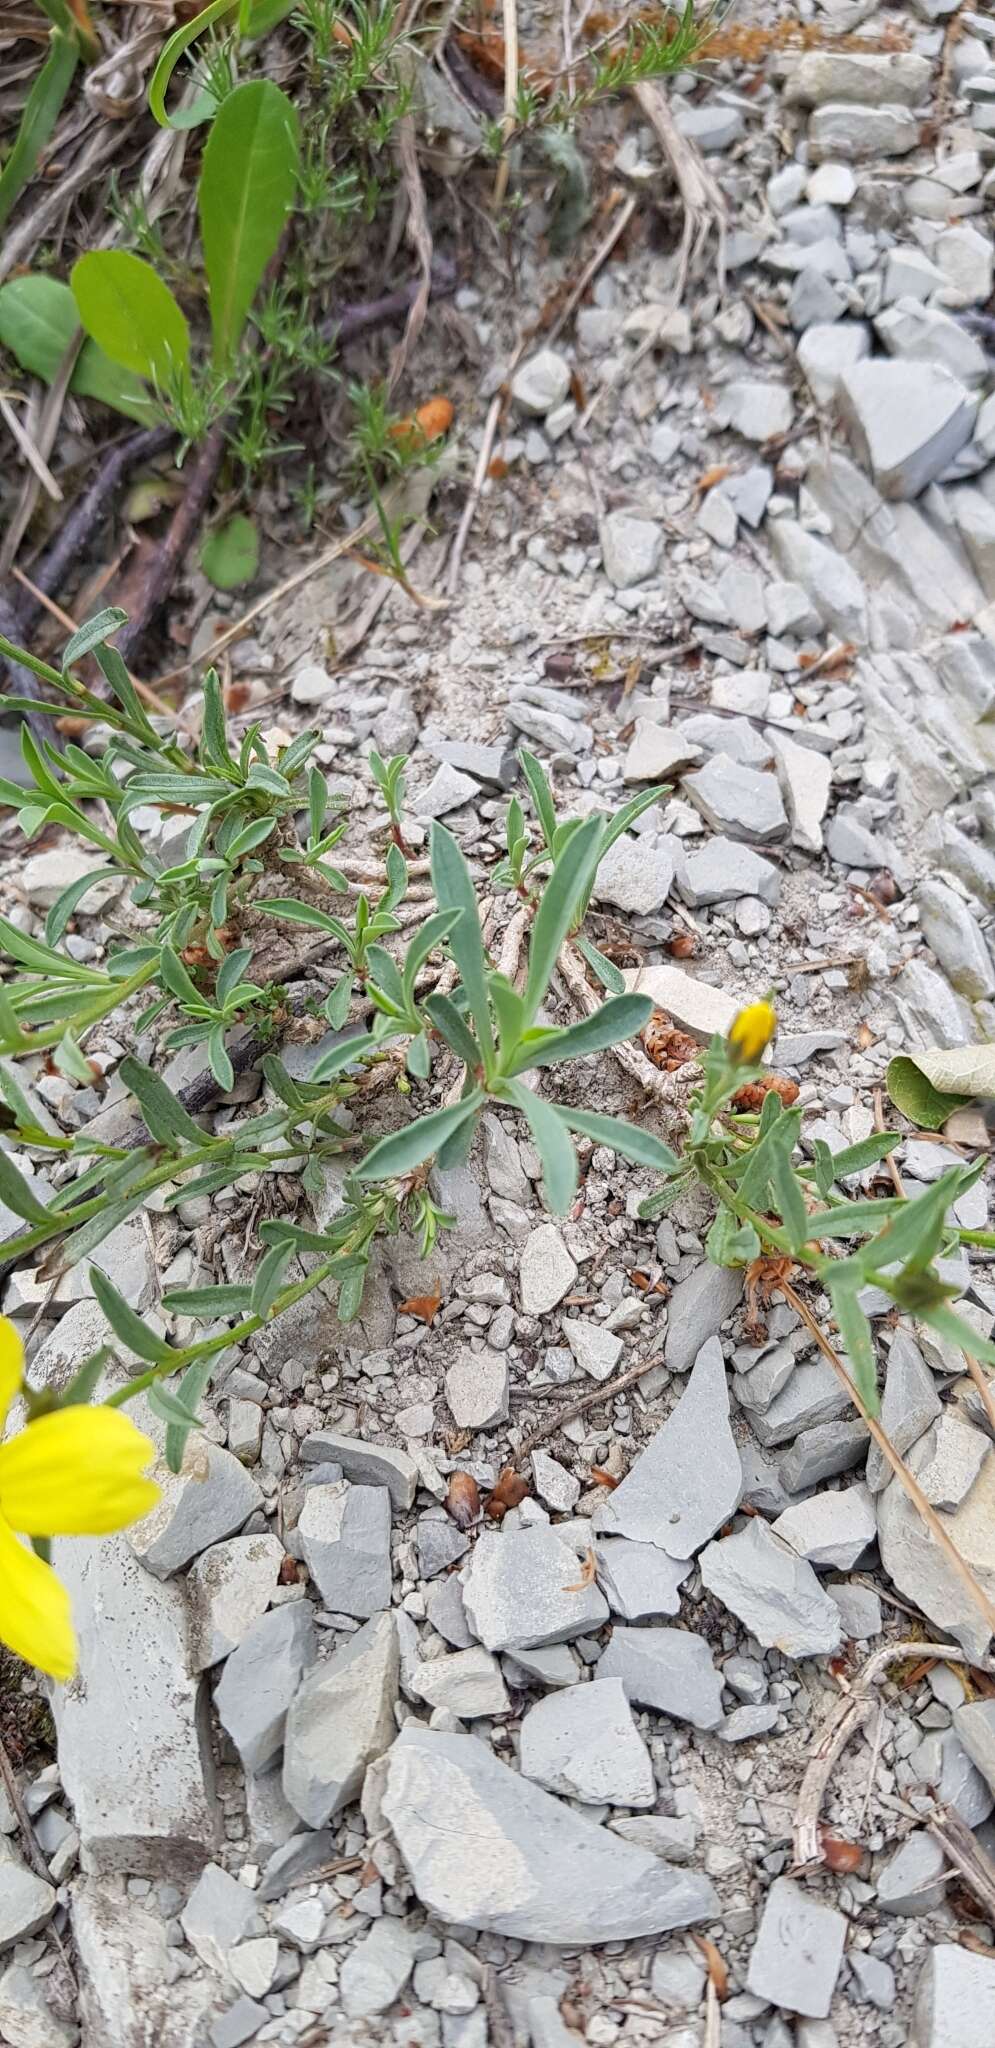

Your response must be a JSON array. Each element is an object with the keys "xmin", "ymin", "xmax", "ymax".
[
  {"xmin": 501, "ymin": 1077, "xmax": 577, "ymax": 1215},
  {"xmin": 356, "ymin": 1093, "xmax": 484, "ymax": 1183},
  {"xmin": 522, "ymin": 815, "xmax": 604, "ymax": 1027},
  {"xmin": 429, "ymin": 826, "xmax": 494, "ymax": 1064},
  {"xmin": 88, "ymin": 1267, "xmax": 174, "ymax": 1363},
  {"xmin": 510, "ymin": 992, "xmax": 652, "ymax": 1073},
  {"xmin": 556, "ymin": 1105, "xmax": 679, "ymax": 1171}
]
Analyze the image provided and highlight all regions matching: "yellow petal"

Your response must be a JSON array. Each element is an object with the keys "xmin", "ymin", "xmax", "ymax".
[
  {"xmin": 0, "ymin": 1316, "xmax": 23, "ymax": 1431},
  {"xmin": 0, "ymin": 1512, "xmax": 75, "ymax": 1682},
  {"xmin": 0, "ymin": 1406, "xmax": 159, "ymax": 1537}
]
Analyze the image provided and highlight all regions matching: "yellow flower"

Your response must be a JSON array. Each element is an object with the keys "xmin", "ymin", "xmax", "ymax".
[
  {"xmin": 0, "ymin": 1318, "xmax": 159, "ymax": 1682},
  {"xmin": 728, "ymin": 998, "xmax": 776, "ymax": 1065}
]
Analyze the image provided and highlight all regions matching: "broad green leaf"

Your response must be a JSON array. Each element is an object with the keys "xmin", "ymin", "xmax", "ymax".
[
  {"xmin": 489, "ymin": 974, "xmax": 526, "ymax": 1064},
  {"xmin": 250, "ymin": 1241, "xmax": 292, "ymax": 1317},
  {"xmin": 324, "ymin": 977, "xmax": 353, "ymax": 1029},
  {"xmin": 253, "ymin": 898, "xmax": 341, "ymax": 934},
  {"xmin": 336, "ymin": 1262, "xmax": 366, "ymax": 1323},
  {"xmin": 88, "ymin": 1268, "xmax": 174, "ymax": 1364},
  {"xmin": 557, "ymin": 1106, "xmax": 679, "ymax": 1172},
  {"xmin": 887, "ymin": 1054, "xmax": 969, "ymax": 1132},
  {"xmin": 820, "ymin": 1133, "xmax": 900, "ymax": 1183},
  {"xmin": 521, "ymin": 815, "xmax": 604, "ymax": 1027},
  {"xmin": 0, "ymin": 29, "xmax": 78, "ymax": 234},
  {"xmin": 158, "ymin": 946, "xmax": 205, "ymax": 1008},
  {"xmin": 804, "ymin": 1196, "xmax": 906, "ymax": 1240},
  {"xmin": 200, "ymin": 513, "xmax": 260, "ymax": 590},
  {"xmin": 424, "ymin": 994, "xmax": 481, "ymax": 1072},
  {"xmin": 738, "ymin": 1106, "xmax": 803, "ymax": 1210},
  {"xmin": 0, "ymin": 1150, "xmax": 52, "ymax": 1224},
  {"xmin": 162, "ymin": 1284, "xmax": 253, "ymax": 1314},
  {"xmin": 510, "ymin": 992, "xmax": 652, "ymax": 1074},
  {"xmin": 356, "ymin": 1093, "xmax": 484, "ymax": 1182},
  {"xmin": 574, "ymin": 935, "xmax": 625, "ymax": 994},
  {"xmin": 429, "ymin": 825, "xmax": 494, "ymax": 1068},
  {"xmin": 827, "ymin": 1275, "xmax": 879, "ymax": 1413},
  {"xmin": 94, "ymin": 644, "xmax": 162, "ymax": 742},
  {"xmin": 0, "ymin": 274, "xmax": 153, "ymax": 422},
  {"xmin": 207, "ymin": 1025, "xmax": 234, "ymax": 1091},
  {"xmin": 71, "ymin": 251, "xmax": 190, "ymax": 385},
  {"xmin": 435, "ymin": 1107, "xmax": 478, "ymax": 1171},
  {"xmin": 862, "ymin": 1165, "xmax": 979, "ymax": 1276},
  {"xmin": 147, "ymin": 1380, "xmax": 205, "ymax": 1432},
  {"xmin": 119, "ymin": 1055, "xmax": 210, "ymax": 1149},
  {"xmin": 407, "ymin": 1032, "xmax": 431, "ymax": 1080},
  {"xmin": 637, "ymin": 1172, "xmax": 693, "ymax": 1221},
  {"xmin": 706, "ymin": 1207, "xmax": 761, "ymax": 1268},
  {"xmin": 519, "ymin": 748, "xmax": 557, "ymax": 851},
  {"xmin": 770, "ymin": 1150, "xmax": 808, "ymax": 1252},
  {"xmin": 165, "ymin": 1355, "xmax": 214, "ymax": 1473},
  {"xmin": 45, "ymin": 867, "xmax": 117, "ymax": 948},
  {"xmin": 501, "ymin": 1077, "xmax": 577, "ymax": 1215},
  {"xmin": 199, "ymin": 79, "xmax": 299, "ymax": 365},
  {"xmin": 308, "ymin": 1031, "xmax": 377, "ymax": 1083},
  {"xmin": 62, "ymin": 608, "xmax": 128, "ymax": 671}
]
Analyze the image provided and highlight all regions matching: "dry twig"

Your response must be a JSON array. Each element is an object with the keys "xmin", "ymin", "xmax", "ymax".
[
  {"xmin": 557, "ymin": 942, "xmax": 687, "ymax": 1121},
  {"xmin": 517, "ymin": 1352, "xmax": 662, "ymax": 1457},
  {"xmin": 927, "ymin": 1802, "xmax": 995, "ymax": 1922},
  {"xmin": 631, "ymin": 80, "xmax": 727, "ymax": 298},
  {"xmin": 492, "ymin": 0, "xmax": 520, "ymax": 207},
  {"xmin": 387, "ymin": 115, "xmax": 434, "ymax": 395}
]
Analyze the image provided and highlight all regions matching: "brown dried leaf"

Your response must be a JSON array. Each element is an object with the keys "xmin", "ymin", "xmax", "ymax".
[
  {"xmin": 692, "ymin": 1934, "xmax": 730, "ymax": 2000},
  {"xmin": 819, "ymin": 1830, "xmax": 865, "ymax": 1873},
  {"xmin": 667, "ymin": 932, "xmax": 697, "ymax": 959},
  {"xmin": 695, "ymin": 463, "xmax": 731, "ymax": 496},
  {"xmin": 398, "ymin": 1289, "xmax": 443, "ymax": 1325},
  {"xmin": 731, "ymin": 1076, "xmax": 800, "ymax": 1112},
  {"xmin": 485, "ymin": 1466, "xmax": 530, "ymax": 1521},
  {"xmin": 445, "ymin": 1470, "xmax": 481, "ymax": 1531},
  {"xmin": 590, "ymin": 1467, "xmax": 619, "ymax": 1489}
]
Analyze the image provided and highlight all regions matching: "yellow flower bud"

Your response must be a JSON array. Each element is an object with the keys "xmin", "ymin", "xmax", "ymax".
[{"xmin": 728, "ymin": 999, "xmax": 776, "ymax": 1065}]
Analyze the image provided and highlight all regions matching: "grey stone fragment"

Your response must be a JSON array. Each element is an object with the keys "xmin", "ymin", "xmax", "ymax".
[
  {"xmin": 445, "ymin": 1349, "xmax": 509, "ymax": 1429},
  {"xmin": 411, "ymin": 1646, "xmax": 509, "ymax": 1719},
  {"xmin": 73, "ymin": 1878, "xmax": 223, "ymax": 2048},
  {"xmin": 128, "ymin": 1444, "xmax": 262, "ymax": 1579},
  {"xmin": 830, "ymin": 1581, "xmax": 881, "ymax": 1639},
  {"xmin": 180, "ymin": 1863, "xmax": 262, "ymax": 1975},
  {"xmin": 614, "ymin": 1814, "xmax": 698, "ymax": 1862},
  {"xmin": 592, "ymin": 834, "xmax": 674, "ymax": 913},
  {"xmin": 838, "ymin": 360, "xmax": 977, "ymax": 500},
  {"xmin": 825, "ymin": 806, "xmax": 886, "ymax": 868},
  {"xmin": 0, "ymin": 1844, "xmax": 55, "ymax": 1951},
  {"xmin": 283, "ymin": 1610, "xmax": 398, "ymax": 1826},
  {"xmin": 503, "ymin": 1643, "xmax": 579, "ymax": 1688},
  {"xmin": 299, "ymin": 1431, "xmax": 418, "ymax": 1507},
  {"xmin": 911, "ymin": 1943, "xmax": 995, "ymax": 2047},
  {"xmin": 416, "ymin": 763, "xmax": 479, "ymax": 818},
  {"xmin": 339, "ymin": 1917, "xmax": 424, "ymax": 2018},
  {"xmin": 215, "ymin": 1601, "xmax": 316, "ymax": 1776},
  {"xmin": 772, "ymin": 1484, "xmax": 876, "ymax": 1570},
  {"xmin": 768, "ymin": 731, "xmax": 832, "ymax": 854},
  {"xmin": 719, "ymin": 381, "xmax": 794, "ymax": 441},
  {"xmin": 747, "ymin": 1877, "xmax": 846, "ymax": 2018},
  {"xmin": 599, "ymin": 1626, "xmax": 725, "ymax": 1730},
  {"xmin": 593, "ymin": 1337, "xmax": 742, "ymax": 1557},
  {"xmin": 786, "ymin": 50, "xmax": 931, "ymax": 105},
  {"xmin": 876, "ymin": 1447, "xmax": 995, "ymax": 1663},
  {"xmin": 918, "ymin": 878, "xmax": 995, "ymax": 999},
  {"xmin": 417, "ymin": 1511, "xmax": 469, "ymax": 1579},
  {"xmin": 564, "ymin": 1318, "xmax": 623, "ymax": 1382},
  {"xmin": 520, "ymin": 1226, "xmax": 577, "ymax": 1316},
  {"xmin": 520, "ymin": 1677, "xmax": 655, "ymax": 1806},
  {"xmin": 649, "ymin": 1951, "xmax": 707, "ymax": 2007},
  {"xmin": 0, "ymin": 1963, "xmax": 76, "ymax": 2048},
  {"xmin": 665, "ymin": 1264, "xmax": 743, "ymax": 1375},
  {"xmin": 953, "ymin": 1699, "xmax": 995, "ymax": 1793},
  {"xmin": 462, "ymin": 1528, "xmax": 608, "ymax": 1651},
  {"xmin": 623, "ymin": 721, "xmax": 703, "ymax": 782},
  {"xmin": 683, "ymin": 754, "xmax": 787, "ymax": 844},
  {"xmin": 186, "ymin": 1536, "xmax": 284, "ymax": 1671},
  {"xmin": 797, "ymin": 321, "xmax": 871, "ymax": 406},
  {"xmin": 623, "ymin": 964, "xmax": 739, "ymax": 1045},
  {"xmin": 423, "ymin": 737, "xmax": 516, "ymax": 788},
  {"xmin": 511, "ymin": 351, "xmax": 571, "ymax": 417},
  {"xmin": 210, "ymin": 1998, "xmax": 267, "ymax": 2048},
  {"xmin": 601, "ymin": 513, "xmax": 662, "ymax": 589},
  {"xmin": 809, "ymin": 103, "xmax": 918, "ymax": 160},
  {"xmin": 719, "ymin": 1704, "xmax": 781, "ymax": 1741},
  {"xmin": 382, "ymin": 1726, "xmax": 720, "ymax": 1943},
  {"xmin": 700, "ymin": 1520, "xmax": 843, "ymax": 1657},
  {"xmin": 768, "ymin": 519, "xmax": 868, "ymax": 641},
  {"xmin": 849, "ymin": 1953, "xmax": 896, "ymax": 2010},
  {"xmin": 866, "ymin": 1331, "xmax": 940, "ymax": 1493},
  {"xmin": 298, "ymin": 1482, "xmax": 392, "ymax": 1617},
  {"xmin": 876, "ymin": 1831, "xmax": 947, "ymax": 1914},
  {"xmin": 917, "ymin": 1412, "xmax": 991, "ymax": 1511},
  {"xmin": 595, "ymin": 1537, "xmax": 690, "ymax": 1620},
  {"xmin": 257, "ymin": 1829, "xmax": 338, "ymax": 1901},
  {"xmin": 54, "ymin": 1535, "xmax": 219, "ymax": 1876},
  {"xmin": 244, "ymin": 1767, "xmax": 298, "ymax": 1863},
  {"xmin": 676, "ymin": 837, "xmax": 780, "ymax": 907},
  {"xmin": 749, "ymin": 1358, "xmax": 850, "ymax": 1448},
  {"xmin": 425, "ymin": 1575, "xmax": 475, "ymax": 1649},
  {"xmin": 876, "ymin": 300, "xmax": 988, "ymax": 386},
  {"xmin": 778, "ymin": 1419, "xmax": 869, "ymax": 1492}
]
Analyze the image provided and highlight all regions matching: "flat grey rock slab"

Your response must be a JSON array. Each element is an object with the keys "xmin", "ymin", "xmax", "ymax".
[
  {"xmin": 838, "ymin": 359, "xmax": 977, "ymax": 499},
  {"xmin": 911, "ymin": 1943, "xmax": 995, "ymax": 2048},
  {"xmin": 866, "ymin": 1330, "xmax": 940, "ymax": 1493},
  {"xmin": 128, "ymin": 1444, "xmax": 262, "ymax": 1579},
  {"xmin": 699, "ymin": 1520, "xmax": 843, "ymax": 1657},
  {"xmin": 876, "ymin": 1831, "xmax": 947, "ymax": 1914},
  {"xmin": 563, "ymin": 1318, "xmax": 623, "ymax": 1382},
  {"xmin": 683, "ymin": 754, "xmax": 788, "ymax": 844},
  {"xmin": 53, "ymin": 1534, "xmax": 219, "ymax": 1877},
  {"xmin": 591, "ymin": 834, "xmax": 675, "ymax": 914},
  {"xmin": 0, "ymin": 1962, "xmax": 75, "ymax": 2047},
  {"xmin": 594, "ymin": 1537, "xmax": 690, "ymax": 1620},
  {"xmin": 519, "ymin": 1677, "xmax": 655, "ymax": 1806},
  {"xmin": 747, "ymin": 1876, "xmax": 846, "ymax": 2018},
  {"xmin": 462, "ymin": 1528, "xmax": 609, "ymax": 1651},
  {"xmin": 876, "ymin": 1446, "xmax": 995, "ymax": 1664},
  {"xmin": 953, "ymin": 1699, "xmax": 995, "ymax": 1794},
  {"xmin": 339, "ymin": 1916, "xmax": 425, "ymax": 2019},
  {"xmin": 520, "ymin": 1225, "xmax": 577, "ymax": 1316},
  {"xmin": 186, "ymin": 1536, "xmax": 285, "ymax": 1671},
  {"xmin": 382, "ymin": 1726, "xmax": 720, "ymax": 1943},
  {"xmin": 593, "ymin": 1337, "xmax": 742, "ymax": 1557},
  {"xmin": 772, "ymin": 1483, "xmax": 876, "ymax": 1570},
  {"xmin": 283, "ymin": 1611, "xmax": 398, "ymax": 1827},
  {"xmin": 0, "ymin": 1843, "xmax": 55, "ymax": 1951},
  {"xmin": 676, "ymin": 836, "xmax": 781, "ymax": 907},
  {"xmin": 664, "ymin": 1263, "xmax": 743, "ymax": 1375},
  {"xmin": 599, "ymin": 1625, "xmax": 725, "ymax": 1730},
  {"xmin": 410, "ymin": 1646, "xmax": 510, "ymax": 1719},
  {"xmin": 298, "ymin": 1481, "xmax": 392, "ymax": 1618},
  {"xmin": 299, "ymin": 1431, "xmax": 418, "ymax": 1508},
  {"xmin": 73, "ymin": 1878, "xmax": 224, "ymax": 2048},
  {"xmin": 180, "ymin": 1862, "xmax": 263, "ymax": 1975},
  {"xmin": 215, "ymin": 1600, "xmax": 317, "ymax": 1777},
  {"xmin": 445, "ymin": 1349, "xmax": 509, "ymax": 1429}
]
